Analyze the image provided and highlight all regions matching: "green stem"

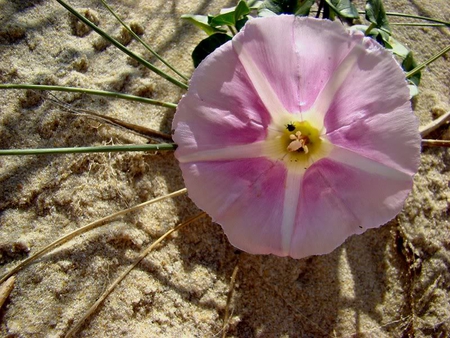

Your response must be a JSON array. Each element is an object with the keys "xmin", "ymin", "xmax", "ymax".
[
  {"xmin": 0, "ymin": 84, "xmax": 177, "ymax": 109},
  {"xmin": 390, "ymin": 23, "xmax": 446, "ymax": 27},
  {"xmin": 358, "ymin": 10, "xmax": 450, "ymax": 26},
  {"xmin": 385, "ymin": 12, "xmax": 450, "ymax": 26},
  {"xmin": 364, "ymin": 22, "xmax": 376, "ymax": 35},
  {"xmin": 55, "ymin": 0, "xmax": 188, "ymax": 90},
  {"xmin": 406, "ymin": 45, "xmax": 450, "ymax": 78},
  {"xmin": 100, "ymin": 0, "xmax": 189, "ymax": 82},
  {"xmin": 0, "ymin": 144, "xmax": 176, "ymax": 156},
  {"xmin": 228, "ymin": 25, "xmax": 237, "ymax": 36}
]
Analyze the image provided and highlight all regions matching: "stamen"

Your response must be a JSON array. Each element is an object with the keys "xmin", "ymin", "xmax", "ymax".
[{"xmin": 287, "ymin": 131, "xmax": 309, "ymax": 153}]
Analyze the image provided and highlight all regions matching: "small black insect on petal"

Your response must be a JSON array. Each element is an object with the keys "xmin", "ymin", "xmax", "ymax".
[{"xmin": 286, "ymin": 122, "xmax": 296, "ymax": 132}]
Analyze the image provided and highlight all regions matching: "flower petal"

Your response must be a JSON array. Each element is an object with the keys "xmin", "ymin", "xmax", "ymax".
[
  {"xmin": 323, "ymin": 37, "xmax": 420, "ymax": 175},
  {"xmin": 180, "ymin": 158, "xmax": 289, "ymax": 256},
  {"xmin": 232, "ymin": 15, "xmax": 299, "ymax": 115},
  {"xmin": 292, "ymin": 18, "xmax": 365, "ymax": 114},
  {"xmin": 289, "ymin": 158, "xmax": 413, "ymax": 258},
  {"xmin": 172, "ymin": 40, "xmax": 270, "ymax": 160}
]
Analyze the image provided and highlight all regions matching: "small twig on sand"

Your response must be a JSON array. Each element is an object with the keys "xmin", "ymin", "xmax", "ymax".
[
  {"xmin": 421, "ymin": 139, "xmax": 450, "ymax": 147},
  {"xmin": 419, "ymin": 111, "xmax": 450, "ymax": 137},
  {"xmin": 0, "ymin": 276, "xmax": 16, "ymax": 310}
]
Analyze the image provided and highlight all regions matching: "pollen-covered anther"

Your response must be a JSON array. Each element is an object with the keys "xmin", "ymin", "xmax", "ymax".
[{"xmin": 287, "ymin": 131, "xmax": 309, "ymax": 153}]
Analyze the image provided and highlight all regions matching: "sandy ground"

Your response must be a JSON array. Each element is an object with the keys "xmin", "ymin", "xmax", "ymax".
[{"xmin": 0, "ymin": 0, "xmax": 449, "ymax": 337}]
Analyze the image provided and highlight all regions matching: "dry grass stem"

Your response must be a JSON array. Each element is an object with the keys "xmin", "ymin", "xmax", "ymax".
[
  {"xmin": 0, "ymin": 188, "xmax": 188, "ymax": 284},
  {"xmin": 65, "ymin": 212, "xmax": 206, "ymax": 338},
  {"xmin": 421, "ymin": 139, "xmax": 450, "ymax": 147},
  {"xmin": 222, "ymin": 260, "xmax": 240, "ymax": 338},
  {"xmin": 419, "ymin": 111, "xmax": 450, "ymax": 137},
  {"xmin": 0, "ymin": 276, "xmax": 16, "ymax": 310}
]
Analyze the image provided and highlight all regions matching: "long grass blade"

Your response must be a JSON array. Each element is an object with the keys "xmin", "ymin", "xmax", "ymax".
[
  {"xmin": 385, "ymin": 12, "xmax": 450, "ymax": 26},
  {"xmin": 47, "ymin": 97, "xmax": 172, "ymax": 141},
  {"xmin": 0, "ymin": 189, "xmax": 188, "ymax": 284},
  {"xmin": 55, "ymin": 0, "xmax": 188, "ymax": 90},
  {"xmin": 100, "ymin": 0, "xmax": 189, "ymax": 82},
  {"xmin": 0, "ymin": 144, "xmax": 176, "ymax": 156},
  {"xmin": 390, "ymin": 23, "xmax": 446, "ymax": 27},
  {"xmin": 357, "ymin": 10, "xmax": 450, "ymax": 26},
  {"xmin": 0, "ymin": 84, "xmax": 177, "ymax": 109},
  {"xmin": 405, "ymin": 45, "xmax": 450, "ymax": 79}
]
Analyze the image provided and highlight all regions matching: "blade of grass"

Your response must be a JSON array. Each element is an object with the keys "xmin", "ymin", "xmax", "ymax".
[
  {"xmin": 55, "ymin": 0, "xmax": 188, "ymax": 90},
  {"xmin": 385, "ymin": 12, "xmax": 450, "ymax": 26},
  {"xmin": 422, "ymin": 140, "xmax": 450, "ymax": 147},
  {"xmin": 405, "ymin": 45, "xmax": 450, "ymax": 79},
  {"xmin": 357, "ymin": 10, "xmax": 450, "ymax": 26},
  {"xmin": 222, "ymin": 260, "xmax": 240, "ymax": 338},
  {"xmin": 100, "ymin": 0, "xmax": 188, "ymax": 82},
  {"xmin": 47, "ymin": 96, "xmax": 172, "ymax": 141},
  {"xmin": 0, "ymin": 189, "xmax": 188, "ymax": 285},
  {"xmin": 0, "ymin": 84, "xmax": 177, "ymax": 109},
  {"xmin": 0, "ymin": 144, "xmax": 176, "ymax": 156},
  {"xmin": 390, "ymin": 23, "xmax": 446, "ymax": 27}
]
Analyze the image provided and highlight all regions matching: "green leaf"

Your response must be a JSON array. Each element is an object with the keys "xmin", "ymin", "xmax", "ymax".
[
  {"xmin": 181, "ymin": 14, "xmax": 225, "ymax": 36},
  {"xmin": 209, "ymin": 0, "xmax": 250, "ymax": 27},
  {"xmin": 386, "ymin": 39, "xmax": 419, "ymax": 98},
  {"xmin": 236, "ymin": 17, "xmax": 249, "ymax": 31},
  {"xmin": 295, "ymin": 0, "xmax": 315, "ymax": 16},
  {"xmin": 350, "ymin": 25, "xmax": 390, "ymax": 46},
  {"xmin": 408, "ymin": 84, "xmax": 419, "ymax": 98},
  {"xmin": 247, "ymin": 0, "xmax": 264, "ymax": 10},
  {"xmin": 258, "ymin": 8, "xmax": 278, "ymax": 17},
  {"xmin": 259, "ymin": 0, "xmax": 300, "ymax": 15},
  {"xmin": 377, "ymin": 29, "xmax": 390, "ymax": 46},
  {"xmin": 365, "ymin": 0, "xmax": 391, "ymax": 34},
  {"xmin": 234, "ymin": 0, "xmax": 251, "ymax": 20},
  {"xmin": 209, "ymin": 11, "xmax": 236, "ymax": 27},
  {"xmin": 402, "ymin": 51, "xmax": 421, "ymax": 86},
  {"xmin": 386, "ymin": 37, "xmax": 409, "ymax": 58},
  {"xmin": 192, "ymin": 33, "xmax": 232, "ymax": 68},
  {"xmin": 325, "ymin": 0, "xmax": 359, "ymax": 19},
  {"xmin": 257, "ymin": 0, "xmax": 313, "ymax": 16}
]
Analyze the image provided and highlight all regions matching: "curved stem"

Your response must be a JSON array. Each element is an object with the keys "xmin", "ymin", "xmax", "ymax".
[
  {"xmin": 0, "ymin": 144, "xmax": 176, "ymax": 156},
  {"xmin": 419, "ymin": 111, "xmax": 450, "ymax": 137},
  {"xmin": 364, "ymin": 22, "xmax": 376, "ymax": 35},
  {"xmin": 100, "ymin": 0, "xmax": 189, "ymax": 82},
  {"xmin": 55, "ymin": 0, "xmax": 188, "ymax": 90},
  {"xmin": 0, "ymin": 84, "xmax": 177, "ymax": 108}
]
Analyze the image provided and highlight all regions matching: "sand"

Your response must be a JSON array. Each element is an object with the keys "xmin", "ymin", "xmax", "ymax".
[{"xmin": 0, "ymin": 0, "xmax": 449, "ymax": 337}]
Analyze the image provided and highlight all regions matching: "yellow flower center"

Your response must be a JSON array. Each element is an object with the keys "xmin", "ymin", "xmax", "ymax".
[
  {"xmin": 283, "ymin": 121, "xmax": 321, "ymax": 158},
  {"xmin": 263, "ymin": 115, "xmax": 330, "ymax": 170}
]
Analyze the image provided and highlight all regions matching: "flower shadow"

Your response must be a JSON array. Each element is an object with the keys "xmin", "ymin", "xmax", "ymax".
[{"xmin": 192, "ymin": 221, "xmax": 406, "ymax": 337}]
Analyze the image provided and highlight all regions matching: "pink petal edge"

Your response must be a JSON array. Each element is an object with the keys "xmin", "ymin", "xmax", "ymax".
[{"xmin": 173, "ymin": 16, "xmax": 420, "ymax": 259}]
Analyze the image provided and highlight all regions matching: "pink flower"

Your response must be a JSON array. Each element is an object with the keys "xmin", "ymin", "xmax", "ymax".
[{"xmin": 172, "ymin": 16, "xmax": 420, "ymax": 259}]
